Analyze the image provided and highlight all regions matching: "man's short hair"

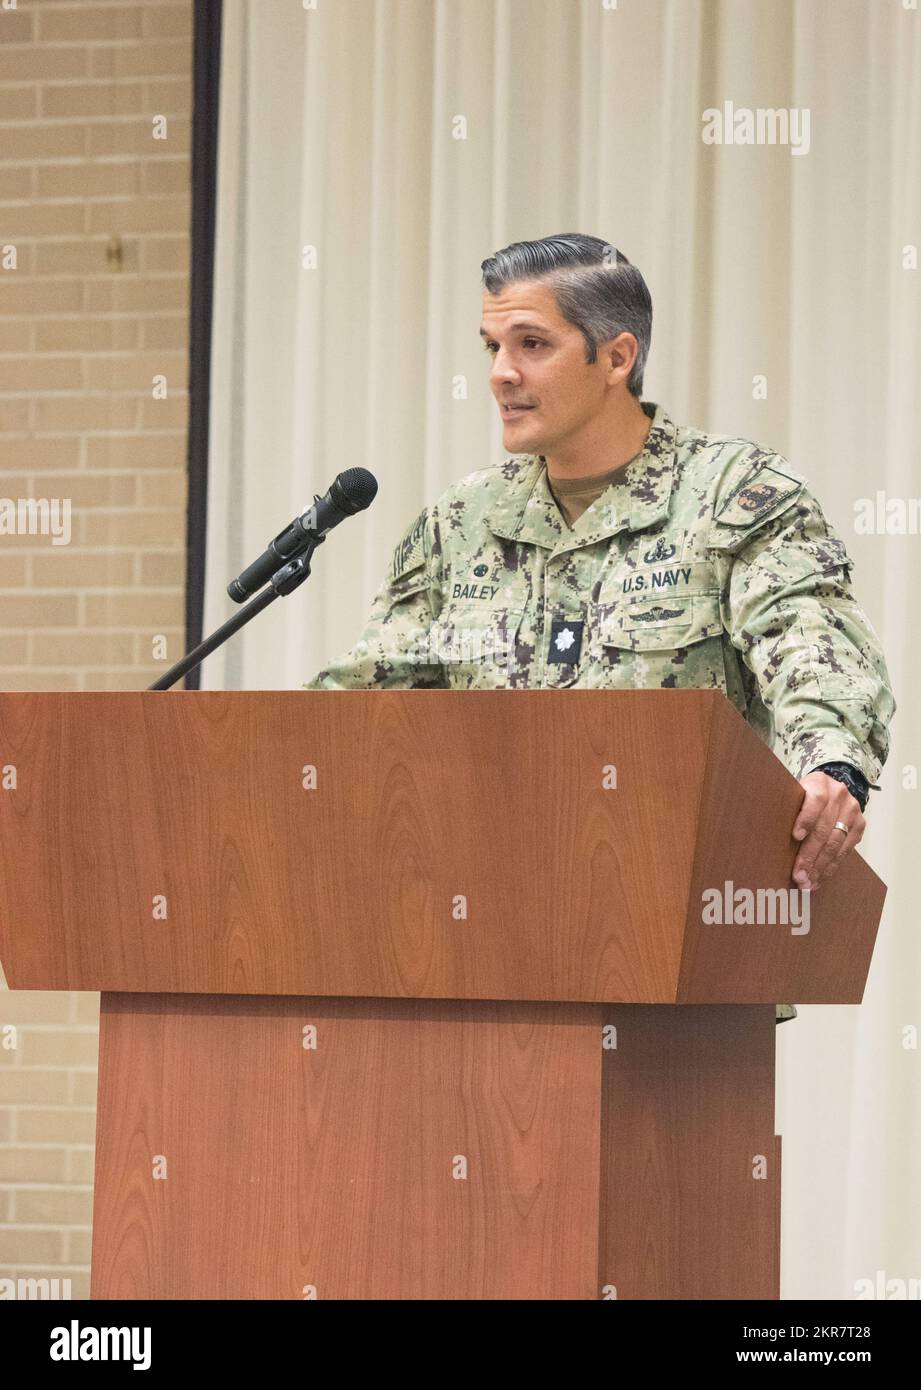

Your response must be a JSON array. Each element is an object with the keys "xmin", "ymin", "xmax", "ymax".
[{"xmin": 480, "ymin": 233, "xmax": 653, "ymax": 398}]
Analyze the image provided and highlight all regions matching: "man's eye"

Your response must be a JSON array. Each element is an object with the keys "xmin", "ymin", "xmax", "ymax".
[{"xmin": 482, "ymin": 339, "xmax": 545, "ymax": 353}]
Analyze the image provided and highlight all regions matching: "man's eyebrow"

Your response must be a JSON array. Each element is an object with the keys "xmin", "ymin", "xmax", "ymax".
[{"xmin": 478, "ymin": 321, "xmax": 550, "ymax": 338}]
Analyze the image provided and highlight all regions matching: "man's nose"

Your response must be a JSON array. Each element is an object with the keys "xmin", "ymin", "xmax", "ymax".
[{"xmin": 491, "ymin": 352, "xmax": 521, "ymax": 387}]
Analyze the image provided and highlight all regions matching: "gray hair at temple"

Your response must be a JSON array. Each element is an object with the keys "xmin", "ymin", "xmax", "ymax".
[{"xmin": 480, "ymin": 233, "xmax": 653, "ymax": 398}]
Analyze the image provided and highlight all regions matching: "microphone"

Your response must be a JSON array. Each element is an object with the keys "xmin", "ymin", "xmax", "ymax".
[{"xmin": 227, "ymin": 467, "xmax": 378, "ymax": 602}]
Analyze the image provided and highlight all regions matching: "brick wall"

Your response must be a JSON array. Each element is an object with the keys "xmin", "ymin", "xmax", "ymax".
[{"xmin": 0, "ymin": 0, "xmax": 194, "ymax": 1299}]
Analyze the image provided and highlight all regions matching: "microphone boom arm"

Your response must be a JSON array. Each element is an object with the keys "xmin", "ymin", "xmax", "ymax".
[{"xmin": 147, "ymin": 538, "xmax": 325, "ymax": 691}]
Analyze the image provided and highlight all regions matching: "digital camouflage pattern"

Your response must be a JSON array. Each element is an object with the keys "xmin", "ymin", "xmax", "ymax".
[
  {"xmin": 305, "ymin": 401, "xmax": 896, "ymax": 1024},
  {"xmin": 305, "ymin": 400, "xmax": 894, "ymax": 787}
]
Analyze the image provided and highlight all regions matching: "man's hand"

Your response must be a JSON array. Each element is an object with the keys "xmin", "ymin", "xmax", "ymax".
[{"xmin": 791, "ymin": 771, "xmax": 865, "ymax": 891}]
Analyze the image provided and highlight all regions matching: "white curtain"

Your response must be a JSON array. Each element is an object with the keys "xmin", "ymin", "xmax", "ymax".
[{"xmin": 205, "ymin": 0, "xmax": 921, "ymax": 1298}]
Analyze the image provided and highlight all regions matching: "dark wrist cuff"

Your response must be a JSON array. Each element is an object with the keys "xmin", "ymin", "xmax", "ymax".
[{"xmin": 812, "ymin": 761, "xmax": 870, "ymax": 812}]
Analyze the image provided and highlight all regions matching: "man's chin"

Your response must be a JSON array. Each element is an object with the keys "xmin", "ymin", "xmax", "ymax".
[{"xmin": 503, "ymin": 416, "xmax": 545, "ymax": 453}]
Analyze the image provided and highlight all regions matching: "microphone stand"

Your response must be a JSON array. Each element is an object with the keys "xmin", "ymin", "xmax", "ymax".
[{"xmin": 147, "ymin": 537, "xmax": 326, "ymax": 691}]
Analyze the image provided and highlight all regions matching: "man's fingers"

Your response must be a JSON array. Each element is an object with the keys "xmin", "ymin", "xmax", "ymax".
[
  {"xmin": 809, "ymin": 816, "xmax": 863, "ymax": 885},
  {"xmin": 792, "ymin": 774, "xmax": 865, "ymax": 889},
  {"xmin": 792, "ymin": 791, "xmax": 823, "ymax": 842}
]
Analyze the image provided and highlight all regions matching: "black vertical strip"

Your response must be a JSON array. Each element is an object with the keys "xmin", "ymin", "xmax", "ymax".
[{"xmin": 184, "ymin": 0, "xmax": 223, "ymax": 688}]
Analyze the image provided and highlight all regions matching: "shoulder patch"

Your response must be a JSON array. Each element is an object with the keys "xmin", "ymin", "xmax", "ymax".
[
  {"xmin": 713, "ymin": 463, "xmax": 803, "ymax": 529},
  {"xmin": 391, "ymin": 508, "xmax": 428, "ymax": 581}
]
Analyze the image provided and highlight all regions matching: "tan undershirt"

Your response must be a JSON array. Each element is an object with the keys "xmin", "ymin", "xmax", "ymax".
[{"xmin": 544, "ymin": 451, "xmax": 641, "ymax": 528}]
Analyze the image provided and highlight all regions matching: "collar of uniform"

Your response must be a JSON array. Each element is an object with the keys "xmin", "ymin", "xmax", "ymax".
[{"xmin": 484, "ymin": 401, "xmax": 678, "ymax": 550}]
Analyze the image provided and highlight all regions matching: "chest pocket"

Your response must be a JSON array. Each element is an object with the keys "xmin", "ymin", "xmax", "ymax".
[
  {"xmin": 592, "ymin": 593, "xmax": 728, "ymax": 691},
  {"xmin": 431, "ymin": 603, "xmax": 525, "ymax": 688},
  {"xmin": 601, "ymin": 593, "xmax": 722, "ymax": 649}
]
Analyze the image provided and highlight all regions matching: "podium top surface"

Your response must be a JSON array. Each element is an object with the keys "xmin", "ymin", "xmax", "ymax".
[{"xmin": 0, "ymin": 690, "xmax": 884, "ymax": 1002}]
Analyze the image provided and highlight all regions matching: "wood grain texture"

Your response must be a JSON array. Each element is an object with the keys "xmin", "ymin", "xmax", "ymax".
[
  {"xmin": 91, "ymin": 993, "xmax": 604, "ymax": 1300},
  {"xmin": 598, "ymin": 1005, "xmax": 779, "ymax": 1300},
  {"xmin": 0, "ymin": 690, "xmax": 885, "ymax": 1003},
  {"xmin": 680, "ymin": 696, "xmax": 886, "ymax": 1002}
]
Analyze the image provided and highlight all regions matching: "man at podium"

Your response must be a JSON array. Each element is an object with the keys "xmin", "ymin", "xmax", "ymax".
[{"xmin": 304, "ymin": 233, "xmax": 896, "ymax": 1027}]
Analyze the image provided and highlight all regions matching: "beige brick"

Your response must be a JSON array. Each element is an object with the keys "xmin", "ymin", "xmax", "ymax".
[
  {"xmin": 70, "ymin": 1073, "xmax": 99, "ymax": 1107},
  {"xmin": 0, "ymin": 670, "xmax": 79, "ymax": 690},
  {"xmin": 0, "ymin": 319, "xmax": 32, "ymax": 352},
  {"xmin": 0, "ymin": 555, "xmax": 27, "ymax": 585},
  {"xmin": 0, "ymin": 1148, "xmax": 68, "ymax": 1183},
  {"xmin": 0, "ymin": 1111, "xmax": 9, "ymax": 1142},
  {"xmin": 67, "ymin": 1149, "xmax": 96, "ymax": 1185},
  {"xmin": 0, "ymin": 1228, "xmax": 65, "ymax": 1264},
  {"xmin": 0, "ymin": 9, "xmax": 33, "ymax": 43},
  {"xmin": 33, "ymin": 397, "xmax": 138, "ymax": 433},
  {"xmin": 42, "ymin": 83, "xmax": 144, "ymax": 120},
  {"xmin": 0, "ymin": 201, "xmax": 86, "ymax": 238},
  {"xmin": 35, "ymin": 317, "xmax": 139, "ymax": 352},
  {"xmin": 0, "ymin": 526, "xmax": 73, "ymax": 551},
  {"xmin": 0, "ymin": 88, "xmax": 38, "ymax": 121},
  {"xmin": 138, "ymin": 470, "xmax": 186, "ymax": 506},
  {"xmin": 34, "ymin": 236, "xmax": 140, "ymax": 277},
  {"xmin": 140, "ymin": 315, "xmax": 187, "ymax": 350},
  {"xmin": 143, "ymin": 4, "xmax": 194, "ymax": 40},
  {"xmin": 32, "ymin": 552, "xmax": 134, "ymax": 588},
  {"xmin": 67, "ymin": 1270, "xmax": 92, "ymax": 1298},
  {"xmin": 85, "ymin": 433, "xmax": 185, "ymax": 469},
  {"xmin": 140, "ymin": 552, "xmax": 184, "ymax": 586},
  {"xmin": 13, "ymin": 1188, "xmax": 93, "ymax": 1226},
  {"xmin": 39, "ymin": 6, "xmax": 144, "ymax": 43},
  {"xmin": 0, "ymin": 358, "xmax": 82, "ymax": 391},
  {"xmin": 39, "ymin": 472, "xmax": 137, "ymax": 507},
  {"xmin": 2, "ymin": 243, "xmax": 34, "ymax": 273},
  {"xmin": 1, "ymin": 124, "xmax": 85, "ymax": 162},
  {"xmin": 0, "ymin": 280, "xmax": 83, "ymax": 315},
  {"xmin": 15, "ymin": 1031, "xmax": 98, "ymax": 1068},
  {"xmin": 30, "ymin": 632, "xmax": 136, "ymax": 667},
  {"xmin": 0, "ymin": 592, "xmax": 80, "ymax": 625},
  {"xmin": 0, "ymin": 46, "xmax": 89, "ymax": 83},
  {"xmin": 18, "ymin": 1108, "xmax": 96, "ymax": 1146},
  {"xmin": 140, "ymin": 394, "xmax": 188, "ymax": 430},
  {"xmin": 85, "ymin": 592, "xmax": 183, "ymax": 627},
  {"xmin": 0, "ymin": 989, "xmax": 72, "ymax": 1025},
  {"xmin": 0, "ymin": 1070, "xmax": 70, "ymax": 1104},
  {"xmin": 141, "ymin": 236, "xmax": 189, "ymax": 273},
  {"xmin": 144, "ymin": 78, "xmax": 191, "ymax": 113},
  {"xmin": 82, "ymin": 510, "xmax": 184, "ymax": 548},
  {"xmin": 89, "ymin": 117, "xmax": 189, "ymax": 157},
  {"xmin": 37, "ymin": 162, "xmax": 142, "ymax": 199},
  {"xmin": 0, "ymin": 400, "xmax": 30, "ymax": 431},
  {"xmin": 67, "ymin": 1230, "xmax": 93, "ymax": 1264},
  {"xmin": 136, "ymin": 632, "xmax": 183, "ymax": 662},
  {"xmin": 142, "ymin": 159, "xmax": 189, "ymax": 196},
  {"xmin": 88, "ymin": 195, "xmax": 188, "ymax": 234},
  {"xmin": 91, "ymin": 40, "xmax": 192, "ymax": 80},
  {"xmin": 0, "ymin": 636, "xmax": 29, "ymax": 663},
  {"xmin": 84, "ymin": 350, "xmax": 184, "ymax": 392},
  {"xmin": 0, "ymin": 167, "xmax": 32, "ymax": 200},
  {"xmin": 71, "ymin": 995, "xmax": 100, "ymax": 1027},
  {"xmin": 0, "ymin": 595, "xmax": 80, "ymax": 629},
  {"xmin": 0, "ymin": 439, "xmax": 82, "ymax": 470},
  {"xmin": 86, "ymin": 275, "xmax": 187, "ymax": 312},
  {"xmin": 83, "ymin": 667, "xmax": 162, "ymax": 690}
]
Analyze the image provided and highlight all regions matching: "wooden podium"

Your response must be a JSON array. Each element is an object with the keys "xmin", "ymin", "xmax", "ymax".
[{"xmin": 0, "ymin": 690, "xmax": 886, "ymax": 1300}]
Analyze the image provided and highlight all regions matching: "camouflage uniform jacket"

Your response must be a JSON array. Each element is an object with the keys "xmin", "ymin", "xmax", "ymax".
[{"xmin": 304, "ymin": 400, "xmax": 895, "ymax": 802}]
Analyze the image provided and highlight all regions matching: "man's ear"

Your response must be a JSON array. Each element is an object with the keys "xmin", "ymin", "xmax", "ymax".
[{"xmin": 602, "ymin": 330, "xmax": 637, "ymax": 386}]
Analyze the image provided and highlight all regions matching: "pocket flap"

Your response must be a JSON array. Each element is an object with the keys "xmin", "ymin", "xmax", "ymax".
[{"xmin": 600, "ymin": 593, "xmax": 722, "ymax": 650}]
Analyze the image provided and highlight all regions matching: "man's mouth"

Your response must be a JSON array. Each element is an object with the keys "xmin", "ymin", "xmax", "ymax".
[{"xmin": 501, "ymin": 404, "xmax": 535, "ymax": 417}]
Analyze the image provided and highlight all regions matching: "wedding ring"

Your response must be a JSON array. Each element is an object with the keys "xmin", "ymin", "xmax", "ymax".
[{"xmin": 833, "ymin": 821, "xmax": 849, "ymax": 834}]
